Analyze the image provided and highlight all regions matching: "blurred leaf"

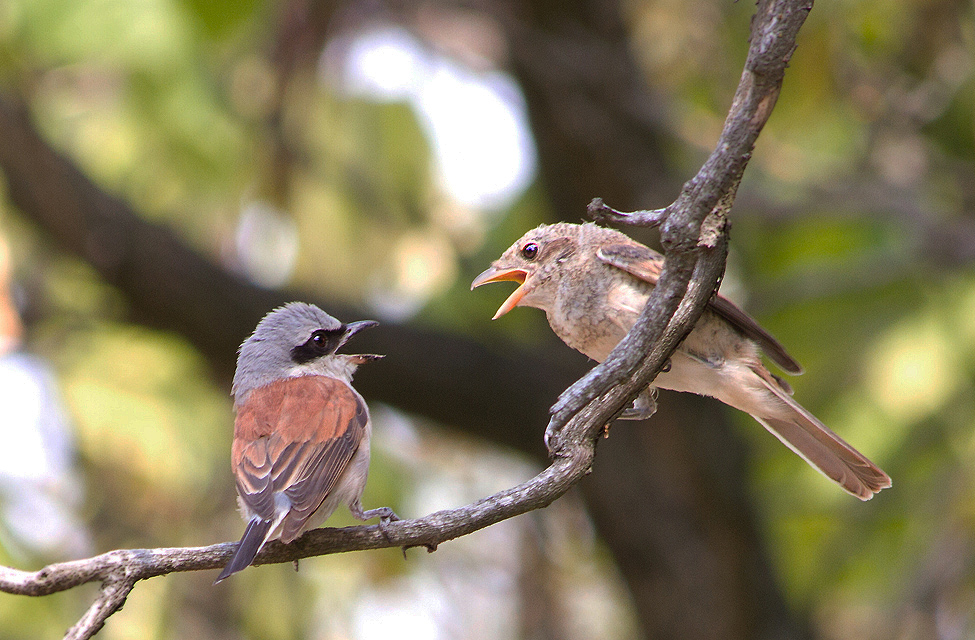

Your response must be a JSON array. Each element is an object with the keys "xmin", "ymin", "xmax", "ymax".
[{"xmin": 176, "ymin": 0, "xmax": 263, "ymax": 39}]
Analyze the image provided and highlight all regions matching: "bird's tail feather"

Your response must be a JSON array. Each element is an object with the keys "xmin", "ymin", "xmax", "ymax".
[
  {"xmin": 215, "ymin": 518, "xmax": 272, "ymax": 584},
  {"xmin": 753, "ymin": 414, "xmax": 890, "ymax": 500},
  {"xmin": 750, "ymin": 370, "xmax": 891, "ymax": 500}
]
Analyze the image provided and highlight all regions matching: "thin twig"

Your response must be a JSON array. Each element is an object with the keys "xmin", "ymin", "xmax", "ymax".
[
  {"xmin": 1, "ymin": 443, "xmax": 596, "ymax": 638},
  {"xmin": 66, "ymin": 575, "xmax": 137, "ymax": 640},
  {"xmin": 587, "ymin": 197, "xmax": 667, "ymax": 227}
]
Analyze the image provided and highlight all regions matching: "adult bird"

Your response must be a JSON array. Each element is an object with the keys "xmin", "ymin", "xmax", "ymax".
[{"xmin": 216, "ymin": 302, "xmax": 397, "ymax": 583}]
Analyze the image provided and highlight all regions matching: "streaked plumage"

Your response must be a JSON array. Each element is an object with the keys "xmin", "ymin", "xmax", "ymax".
[{"xmin": 472, "ymin": 222, "xmax": 890, "ymax": 500}]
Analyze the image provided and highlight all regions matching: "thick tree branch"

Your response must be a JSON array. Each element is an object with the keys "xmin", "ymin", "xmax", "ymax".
[
  {"xmin": 0, "ymin": 0, "xmax": 812, "ymax": 637},
  {"xmin": 493, "ymin": 2, "xmax": 810, "ymax": 636},
  {"xmin": 0, "ymin": 96, "xmax": 585, "ymax": 460}
]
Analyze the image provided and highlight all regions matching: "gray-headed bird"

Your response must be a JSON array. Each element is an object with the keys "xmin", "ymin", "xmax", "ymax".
[{"xmin": 216, "ymin": 303, "xmax": 397, "ymax": 583}]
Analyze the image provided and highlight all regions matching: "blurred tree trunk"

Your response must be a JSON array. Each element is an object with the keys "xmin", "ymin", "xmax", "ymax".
[
  {"xmin": 0, "ymin": 94, "xmax": 577, "ymax": 458},
  {"xmin": 505, "ymin": 0, "xmax": 679, "ymax": 217}
]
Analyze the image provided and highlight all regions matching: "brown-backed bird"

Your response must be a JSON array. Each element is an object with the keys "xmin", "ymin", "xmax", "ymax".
[{"xmin": 216, "ymin": 302, "xmax": 397, "ymax": 582}]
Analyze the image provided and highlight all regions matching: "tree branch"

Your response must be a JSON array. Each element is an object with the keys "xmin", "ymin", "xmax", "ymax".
[
  {"xmin": 0, "ymin": 95, "xmax": 584, "ymax": 460},
  {"xmin": 0, "ymin": 0, "xmax": 812, "ymax": 637},
  {"xmin": 545, "ymin": 0, "xmax": 812, "ymax": 451},
  {"xmin": 588, "ymin": 197, "xmax": 667, "ymax": 227},
  {"xmin": 3, "ymin": 442, "xmax": 595, "ymax": 640}
]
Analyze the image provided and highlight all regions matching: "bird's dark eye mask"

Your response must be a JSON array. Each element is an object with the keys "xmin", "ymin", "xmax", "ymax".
[{"xmin": 291, "ymin": 328, "xmax": 346, "ymax": 364}]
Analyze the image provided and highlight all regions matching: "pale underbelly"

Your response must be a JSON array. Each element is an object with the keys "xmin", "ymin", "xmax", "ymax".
[{"xmin": 562, "ymin": 320, "xmax": 772, "ymax": 418}]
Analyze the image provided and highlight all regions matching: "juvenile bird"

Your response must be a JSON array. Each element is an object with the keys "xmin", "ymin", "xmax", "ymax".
[
  {"xmin": 216, "ymin": 302, "xmax": 397, "ymax": 583},
  {"xmin": 472, "ymin": 222, "xmax": 890, "ymax": 500}
]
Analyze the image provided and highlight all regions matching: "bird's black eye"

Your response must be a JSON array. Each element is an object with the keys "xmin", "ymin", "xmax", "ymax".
[
  {"xmin": 520, "ymin": 242, "xmax": 539, "ymax": 260},
  {"xmin": 291, "ymin": 328, "xmax": 344, "ymax": 364}
]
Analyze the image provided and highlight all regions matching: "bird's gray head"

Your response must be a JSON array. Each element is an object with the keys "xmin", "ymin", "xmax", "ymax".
[{"xmin": 232, "ymin": 302, "xmax": 381, "ymax": 405}]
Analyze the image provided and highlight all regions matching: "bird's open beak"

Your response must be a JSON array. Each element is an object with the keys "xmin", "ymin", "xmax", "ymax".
[
  {"xmin": 471, "ymin": 267, "xmax": 529, "ymax": 320},
  {"xmin": 338, "ymin": 320, "xmax": 381, "ymax": 359},
  {"xmin": 348, "ymin": 353, "xmax": 384, "ymax": 364},
  {"xmin": 344, "ymin": 319, "xmax": 380, "ymax": 337}
]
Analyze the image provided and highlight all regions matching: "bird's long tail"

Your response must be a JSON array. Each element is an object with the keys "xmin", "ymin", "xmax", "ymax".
[
  {"xmin": 215, "ymin": 518, "xmax": 272, "ymax": 583},
  {"xmin": 750, "ymin": 369, "xmax": 891, "ymax": 500}
]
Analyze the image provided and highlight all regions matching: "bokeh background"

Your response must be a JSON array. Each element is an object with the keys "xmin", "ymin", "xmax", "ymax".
[{"xmin": 1, "ymin": 0, "xmax": 974, "ymax": 638}]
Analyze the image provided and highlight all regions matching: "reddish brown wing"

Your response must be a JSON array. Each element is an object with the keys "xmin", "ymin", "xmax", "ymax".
[
  {"xmin": 233, "ymin": 376, "xmax": 367, "ymax": 542},
  {"xmin": 596, "ymin": 242, "xmax": 803, "ymax": 375}
]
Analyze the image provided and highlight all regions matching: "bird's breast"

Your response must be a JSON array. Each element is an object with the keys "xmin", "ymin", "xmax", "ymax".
[
  {"xmin": 544, "ymin": 275, "xmax": 770, "ymax": 414},
  {"xmin": 547, "ymin": 276, "xmax": 646, "ymax": 362}
]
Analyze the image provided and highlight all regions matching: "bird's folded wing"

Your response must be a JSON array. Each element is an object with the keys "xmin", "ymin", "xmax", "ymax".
[
  {"xmin": 596, "ymin": 242, "xmax": 804, "ymax": 375},
  {"xmin": 233, "ymin": 376, "xmax": 367, "ymax": 540}
]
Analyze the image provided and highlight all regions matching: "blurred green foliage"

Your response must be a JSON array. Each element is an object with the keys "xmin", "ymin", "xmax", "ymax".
[{"xmin": 1, "ymin": 0, "xmax": 974, "ymax": 638}]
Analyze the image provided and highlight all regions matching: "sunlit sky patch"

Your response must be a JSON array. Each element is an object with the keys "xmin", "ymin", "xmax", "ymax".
[
  {"xmin": 0, "ymin": 353, "xmax": 89, "ymax": 557},
  {"xmin": 330, "ymin": 26, "xmax": 537, "ymax": 211}
]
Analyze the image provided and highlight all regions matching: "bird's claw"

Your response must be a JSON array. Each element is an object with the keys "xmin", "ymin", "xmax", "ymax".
[
  {"xmin": 351, "ymin": 505, "xmax": 400, "ymax": 543},
  {"xmin": 544, "ymin": 420, "xmax": 570, "ymax": 458},
  {"xmin": 618, "ymin": 388, "xmax": 658, "ymax": 421},
  {"xmin": 375, "ymin": 508, "xmax": 400, "ymax": 542}
]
